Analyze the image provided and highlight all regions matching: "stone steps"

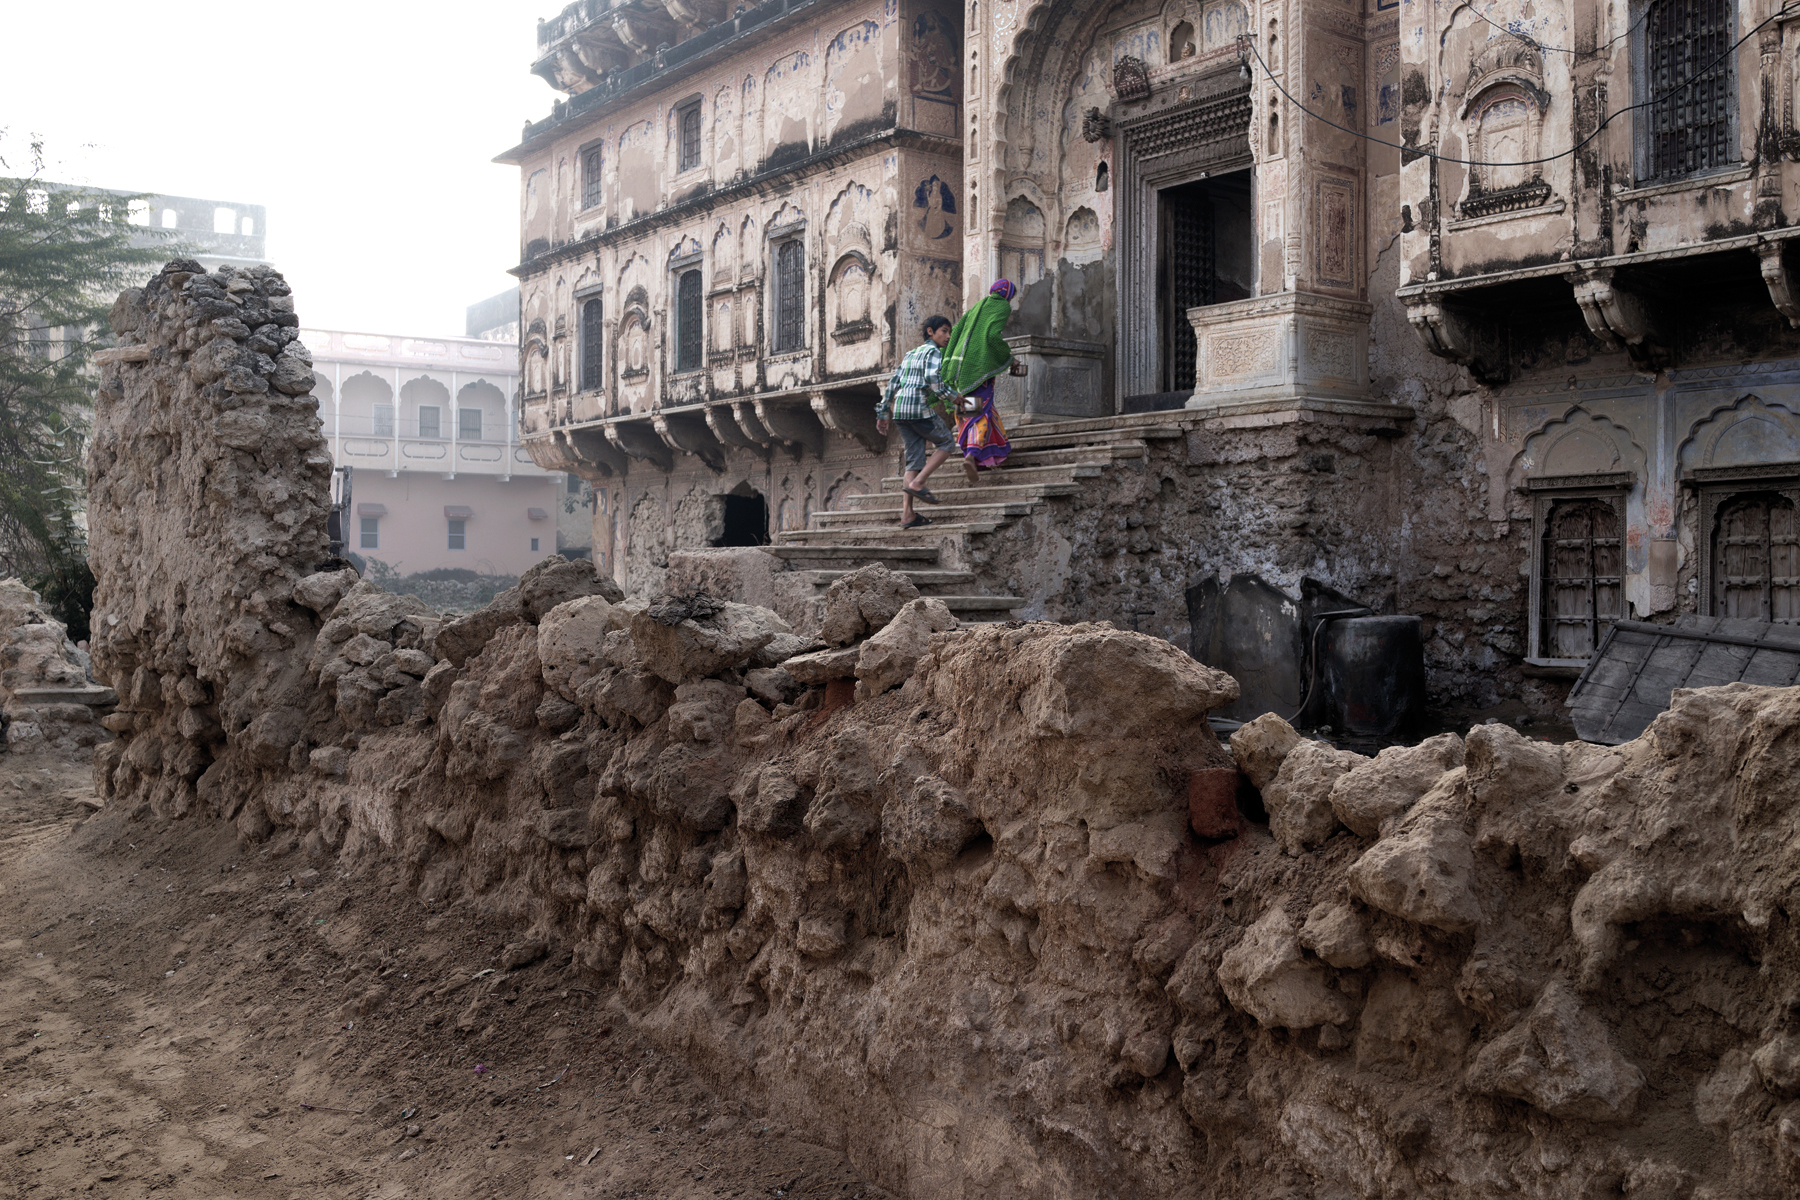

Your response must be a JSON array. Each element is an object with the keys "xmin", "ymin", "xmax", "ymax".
[
  {"xmin": 877, "ymin": 461, "xmax": 1108, "ymax": 490},
  {"xmin": 845, "ymin": 482, "xmax": 1080, "ymax": 508},
  {"xmin": 770, "ymin": 414, "xmax": 1194, "ymax": 629},
  {"xmin": 802, "ymin": 568, "xmax": 977, "ymax": 589},
  {"xmin": 809, "ymin": 501, "xmax": 1039, "ymax": 528}
]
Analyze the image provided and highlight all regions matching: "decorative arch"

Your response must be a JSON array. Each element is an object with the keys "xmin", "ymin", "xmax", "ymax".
[
  {"xmin": 1514, "ymin": 405, "xmax": 1648, "ymax": 486},
  {"xmin": 1679, "ymin": 393, "xmax": 1800, "ymax": 472},
  {"xmin": 829, "ymin": 250, "xmax": 876, "ymax": 340}
]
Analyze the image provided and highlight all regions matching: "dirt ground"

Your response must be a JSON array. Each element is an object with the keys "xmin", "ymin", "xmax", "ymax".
[{"xmin": 0, "ymin": 751, "xmax": 891, "ymax": 1200}]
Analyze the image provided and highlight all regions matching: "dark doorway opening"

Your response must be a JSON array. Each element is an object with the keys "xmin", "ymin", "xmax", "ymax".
[
  {"xmin": 1156, "ymin": 169, "xmax": 1253, "ymax": 393},
  {"xmin": 715, "ymin": 486, "xmax": 771, "ymax": 547}
]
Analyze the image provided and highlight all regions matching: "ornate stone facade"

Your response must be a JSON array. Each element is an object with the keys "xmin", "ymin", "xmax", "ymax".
[{"xmin": 501, "ymin": 0, "xmax": 1800, "ymax": 710}]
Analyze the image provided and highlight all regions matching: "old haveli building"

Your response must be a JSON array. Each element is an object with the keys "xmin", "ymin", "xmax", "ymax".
[{"xmin": 501, "ymin": 0, "xmax": 1800, "ymax": 713}]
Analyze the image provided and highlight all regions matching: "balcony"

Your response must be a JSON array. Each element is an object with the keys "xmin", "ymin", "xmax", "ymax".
[{"xmin": 509, "ymin": 0, "xmax": 823, "ymax": 158}]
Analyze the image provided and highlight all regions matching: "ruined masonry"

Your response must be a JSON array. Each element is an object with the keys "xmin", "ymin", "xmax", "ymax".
[{"xmin": 81, "ymin": 259, "xmax": 1800, "ymax": 1198}]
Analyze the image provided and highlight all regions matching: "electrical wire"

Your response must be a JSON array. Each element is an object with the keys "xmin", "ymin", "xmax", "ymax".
[
  {"xmin": 1244, "ymin": 1, "xmax": 1796, "ymax": 170},
  {"xmin": 1462, "ymin": 0, "xmax": 1654, "ymax": 58}
]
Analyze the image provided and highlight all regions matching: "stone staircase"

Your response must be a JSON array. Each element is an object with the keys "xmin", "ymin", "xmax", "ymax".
[{"xmin": 771, "ymin": 415, "xmax": 1185, "ymax": 623}]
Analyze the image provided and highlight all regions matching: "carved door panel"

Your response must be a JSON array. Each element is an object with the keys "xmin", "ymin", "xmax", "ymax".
[
  {"xmin": 1773, "ymin": 497, "xmax": 1799, "ymax": 622},
  {"xmin": 1544, "ymin": 499, "xmax": 1623, "ymax": 657},
  {"xmin": 1716, "ymin": 493, "xmax": 1800, "ymax": 622}
]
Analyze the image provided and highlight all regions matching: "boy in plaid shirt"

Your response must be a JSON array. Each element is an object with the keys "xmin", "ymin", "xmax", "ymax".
[{"xmin": 876, "ymin": 316, "xmax": 955, "ymax": 528}]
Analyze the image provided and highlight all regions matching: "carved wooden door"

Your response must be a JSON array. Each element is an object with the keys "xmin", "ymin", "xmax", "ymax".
[
  {"xmin": 1715, "ymin": 493, "xmax": 1800, "ymax": 623},
  {"xmin": 1544, "ymin": 498, "xmax": 1623, "ymax": 657}
]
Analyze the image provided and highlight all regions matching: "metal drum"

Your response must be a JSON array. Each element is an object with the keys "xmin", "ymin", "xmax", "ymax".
[{"xmin": 1321, "ymin": 616, "xmax": 1426, "ymax": 737}]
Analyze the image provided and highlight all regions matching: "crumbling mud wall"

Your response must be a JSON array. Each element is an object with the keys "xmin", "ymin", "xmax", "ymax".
[
  {"xmin": 85, "ymin": 260, "xmax": 333, "ymax": 815},
  {"xmin": 84, "ymin": 264, "xmax": 1800, "ymax": 1198},
  {"xmin": 0, "ymin": 577, "xmax": 109, "ymax": 754}
]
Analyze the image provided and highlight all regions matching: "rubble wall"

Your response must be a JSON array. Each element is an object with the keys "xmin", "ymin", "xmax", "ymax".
[{"xmin": 84, "ymin": 264, "xmax": 1800, "ymax": 1198}]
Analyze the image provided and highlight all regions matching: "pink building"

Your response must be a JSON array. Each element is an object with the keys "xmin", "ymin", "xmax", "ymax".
[{"xmin": 300, "ymin": 328, "xmax": 561, "ymax": 577}]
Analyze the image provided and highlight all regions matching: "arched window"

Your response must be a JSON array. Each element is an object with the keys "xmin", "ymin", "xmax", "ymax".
[
  {"xmin": 679, "ymin": 102, "xmax": 703, "ymax": 172},
  {"xmin": 580, "ymin": 297, "xmax": 604, "ymax": 390},
  {"xmin": 582, "ymin": 146, "xmax": 603, "ymax": 209},
  {"xmin": 676, "ymin": 270, "xmax": 704, "ymax": 371},
  {"xmin": 1541, "ymin": 498, "xmax": 1624, "ymax": 658},
  {"xmin": 1714, "ymin": 492, "xmax": 1800, "ymax": 622},
  {"xmin": 774, "ymin": 239, "xmax": 806, "ymax": 351},
  {"xmin": 1170, "ymin": 21, "xmax": 1195, "ymax": 62}
]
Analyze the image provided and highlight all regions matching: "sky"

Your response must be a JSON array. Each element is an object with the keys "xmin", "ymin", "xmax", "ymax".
[{"xmin": 0, "ymin": 0, "xmax": 558, "ymax": 338}]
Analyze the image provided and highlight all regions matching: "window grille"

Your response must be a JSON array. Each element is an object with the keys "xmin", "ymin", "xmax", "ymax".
[
  {"xmin": 1541, "ymin": 498, "xmax": 1624, "ymax": 658},
  {"xmin": 677, "ymin": 269, "xmax": 704, "ymax": 371},
  {"xmin": 359, "ymin": 517, "xmax": 379, "ymax": 550},
  {"xmin": 583, "ymin": 147, "xmax": 603, "ymax": 209},
  {"xmin": 448, "ymin": 519, "xmax": 466, "ymax": 551},
  {"xmin": 417, "ymin": 405, "xmax": 440, "ymax": 439},
  {"xmin": 774, "ymin": 240, "xmax": 805, "ymax": 352},
  {"xmin": 581, "ymin": 297, "xmax": 604, "ymax": 390},
  {"xmin": 372, "ymin": 404, "xmax": 394, "ymax": 437},
  {"xmin": 1643, "ymin": 0, "xmax": 1735, "ymax": 180},
  {"xmin": 459, "ymin": 407, "xmax": 483, "ymax": 440},
  {"xmin": 1714, "ymin": 493, "xmax": 1800, "ymax": 623},
  {"xmin": 680, "ymin": 105, "xmax": 702, "ymax": 171}
]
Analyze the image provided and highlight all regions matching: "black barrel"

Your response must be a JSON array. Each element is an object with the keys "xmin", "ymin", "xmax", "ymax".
[{"xmin": 1321, "ymin": 616, "xmax": 1426, "ymax": 736}]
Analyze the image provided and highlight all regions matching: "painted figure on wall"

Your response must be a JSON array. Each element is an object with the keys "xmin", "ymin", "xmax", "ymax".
[{"xmin": 915, "ymin": 175, "xmax": 957, "ymax": 239}]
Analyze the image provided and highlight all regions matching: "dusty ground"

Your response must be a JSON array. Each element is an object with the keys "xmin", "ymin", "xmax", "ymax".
[{"xmin": 0, "ymin": 751, "xmax": 890, "ymax": 1200}]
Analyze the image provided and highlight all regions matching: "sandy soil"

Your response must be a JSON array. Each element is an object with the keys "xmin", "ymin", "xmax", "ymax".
[{"xmin": 0, "ymin": 752, "xmax": 891, "ymax": 1200}]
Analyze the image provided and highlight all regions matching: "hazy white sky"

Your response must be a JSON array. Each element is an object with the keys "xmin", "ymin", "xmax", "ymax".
[{"xmin": 1, "ymin": 1, "xmax": 557, "ymax": 338}]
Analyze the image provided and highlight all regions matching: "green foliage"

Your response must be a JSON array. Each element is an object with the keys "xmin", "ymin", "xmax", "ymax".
[{"xmin": 0, "ymin": 137, "xmax": 169, "ymax": 637}]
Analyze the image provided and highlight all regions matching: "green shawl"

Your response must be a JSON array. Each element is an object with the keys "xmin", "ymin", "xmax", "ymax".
[{"xmin": 939, "ymin": 295, "xmax": 1014, "ymax": 396}]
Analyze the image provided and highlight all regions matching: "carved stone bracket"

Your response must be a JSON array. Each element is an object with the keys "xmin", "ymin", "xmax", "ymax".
[
  {"xmin": 606, "ymin": 418, "xmax": 674, "ymax": 472},
  {"xmin": 753, "ymin": 396, "xmax": 825, "ymax": 459},
  {"xmin": 1571, "ymin": 267, "xmax": 1658, "ymax": 352},
  {"xmin": 704, "ymin": 403, "xmax": 766, "ymax": 454},
  {"xmin": 810, "ymin": 390, "xmax": 887, "ymax": 456},
  {"xmin": 522, "ymin": 433, "xmax": 580, "ymax": 475},
  {"xmin": 733, "ymin": 401, "xmax": 774, "ymax": 447},
  {"xmin": 1759, "ymin": 243, "xmax": 1800, "ymax": 329},
  {"xmin": 564, "ymin": 427, "xmax": 629, "ymax": 479},
  {"xmin": 1404, "ymin": 296, "xmax": 1509, "ymax": 385},
  {"xmin": 654, "ymin": 411, "xmax": 726, "ymax": 472}
]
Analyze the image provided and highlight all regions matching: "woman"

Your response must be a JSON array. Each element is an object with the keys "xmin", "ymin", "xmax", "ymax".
[{"xmin": 940, "ymin": 279, "xmax": 1024, "ymax": 485}]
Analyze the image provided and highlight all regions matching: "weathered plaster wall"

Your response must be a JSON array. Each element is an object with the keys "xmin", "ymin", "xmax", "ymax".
[{"xmin": 515, "ymin": 0, "xmax": 967, "ymax": 436}]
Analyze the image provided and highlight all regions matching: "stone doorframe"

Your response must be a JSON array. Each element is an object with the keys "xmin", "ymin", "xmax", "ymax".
[{"xmin": 1111, "ymin": 68, "xmax": 1253, "ymax": 404}]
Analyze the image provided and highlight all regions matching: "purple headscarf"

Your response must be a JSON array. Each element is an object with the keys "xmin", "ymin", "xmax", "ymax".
[{"xmin": 989, "ymin": 279, "xmax": 1017, "ymax": 301}]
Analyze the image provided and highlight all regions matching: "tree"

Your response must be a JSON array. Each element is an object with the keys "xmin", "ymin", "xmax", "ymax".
[{"xmin": 0, "ymin": 137, "xmax": 168, "ymax": 638}]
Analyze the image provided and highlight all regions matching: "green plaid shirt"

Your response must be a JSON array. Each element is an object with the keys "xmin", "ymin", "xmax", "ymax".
[{"xmin": 878, "ymin": 341, "xmax": 953, "ymax": 421}]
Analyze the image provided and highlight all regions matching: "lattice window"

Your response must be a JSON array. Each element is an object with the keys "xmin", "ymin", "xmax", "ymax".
[
  {"xmin": 1541, "ymin": 498, "xmax": 1625, "ymax": 658},
  {"xmin": 679, "ymin": 104, "xmax": 703, "ymax": 172},
  {"xmin": 582, "ymin": 147, "xmax": 603, "ymax": 210},
  {"xmin": 1642, "ymin": 0, "xmax": 1735, "ymax": 181},
  {"xmin": 1713, "ymin": 493, "xmax": 1800, "ymax": 623},
  {"xmin": 1162, "ymin": 193, "xmax": 1214, "ymax": 393},
  {"xmin": 774, "ymin": 240, "xmax": 806, "ymax": 352},
  {"xmin": 676, "ymin": 269, "xmax": 704, "ymax": 371},
  {"xmin": 580, "ymin": 297, "xmax": 604, "ymax": 390}
]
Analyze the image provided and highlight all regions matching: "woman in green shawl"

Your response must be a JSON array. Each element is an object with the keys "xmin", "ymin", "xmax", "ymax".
[{"xmin": 941, "ymin": 279, "xmax": 1023, "ymax": 483}]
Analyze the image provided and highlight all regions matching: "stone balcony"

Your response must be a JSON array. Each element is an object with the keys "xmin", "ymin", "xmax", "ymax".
[{"xmin": 1185, "ymin": 290, "xmax": 1373, "ymax": 408}]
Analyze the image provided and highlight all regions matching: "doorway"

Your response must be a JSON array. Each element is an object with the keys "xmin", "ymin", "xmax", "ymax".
[
  {"xmin": 715, "ymin": 486, "xmax": 771, "ymax": 547},
  {"xmin": 1156, "ymin": 169, "xmax": 1253, "ymax": 393}
]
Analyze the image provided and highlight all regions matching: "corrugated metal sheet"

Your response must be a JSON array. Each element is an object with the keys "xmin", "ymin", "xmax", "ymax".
[{"xmin": 1567, "ymin": 616, "xmax": 1800, "ymax": 744}]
